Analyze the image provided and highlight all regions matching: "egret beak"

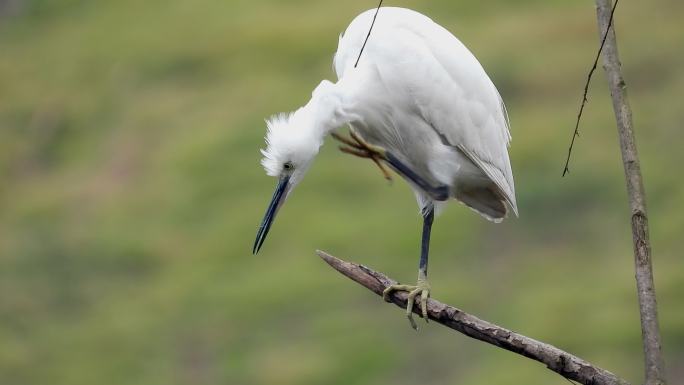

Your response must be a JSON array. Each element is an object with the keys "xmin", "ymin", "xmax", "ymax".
[{"xmin": 253, "ymin": 175, "xmax": 290, "ymax": 254}]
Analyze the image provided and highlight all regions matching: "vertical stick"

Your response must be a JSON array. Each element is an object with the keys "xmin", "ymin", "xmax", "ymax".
[{"xmin": 594, "ymin": 1, "xmax": 666, "ymax": 384}]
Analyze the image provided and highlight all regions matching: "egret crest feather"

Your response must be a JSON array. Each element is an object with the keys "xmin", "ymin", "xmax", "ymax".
[{"xmin": 261, "ymin": 110, "xmax": 320, "ymax": 178}]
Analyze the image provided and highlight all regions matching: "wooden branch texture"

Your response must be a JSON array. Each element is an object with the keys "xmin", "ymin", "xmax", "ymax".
[
  {"xmin": 595, "ymin": 1, "xmax": 667, "ymax": 385},
  {"xmin": 317, "ymin": 250, "xmax": 630, "ymax": 385}
]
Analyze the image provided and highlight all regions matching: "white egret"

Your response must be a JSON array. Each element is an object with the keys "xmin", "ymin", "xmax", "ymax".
[{"xmin": 254, "ymin": 7, "xmax": 517, "ymax": 329}]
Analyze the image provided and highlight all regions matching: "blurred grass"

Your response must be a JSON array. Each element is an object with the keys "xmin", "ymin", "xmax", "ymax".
[{"xmin": 0, "ymin": 0, "xmax": 683, "ymax": 384}]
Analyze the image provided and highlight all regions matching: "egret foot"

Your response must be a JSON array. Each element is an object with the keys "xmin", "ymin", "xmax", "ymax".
[
  {"xmin": 331, "ymin": 130, "xmax": 393, "ymax": 182},
  {"xmin": 382, "ymin": 276, "xmax": 431, "ymax": 330}
]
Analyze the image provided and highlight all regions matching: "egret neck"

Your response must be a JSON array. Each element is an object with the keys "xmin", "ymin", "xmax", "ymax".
[
  {"xmin": 254, "ymin": 79, "xmax": 357, "ymax": 254},
  {"xmin": 298, "ymin": 79, "xmax": 357, "ymax": 145}
]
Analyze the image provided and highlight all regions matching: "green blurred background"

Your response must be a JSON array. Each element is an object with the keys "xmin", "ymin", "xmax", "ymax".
[{"xmin": 1, "ymin": 0, "xmax": 682, "ymax": 384}]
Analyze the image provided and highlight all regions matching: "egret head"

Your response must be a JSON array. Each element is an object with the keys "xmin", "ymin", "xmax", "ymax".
[{"xmin": 253, "ymin": 112, "xmax": 323, "ymax": 254}]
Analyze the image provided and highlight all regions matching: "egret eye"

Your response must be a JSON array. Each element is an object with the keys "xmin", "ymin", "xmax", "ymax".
[{"xmin": 283, "ymin": 162, "xmax": 294, "ymax": 171}]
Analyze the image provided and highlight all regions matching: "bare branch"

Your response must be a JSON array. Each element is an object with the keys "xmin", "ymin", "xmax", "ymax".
[
  {"xmin": 594, "ymin": 1, "xmax": 666, "ymax": 384},
  {"xmin": 562, "ymin": 0, "xmax": 619, "ymax": 177},
  {"xmin": 317, "ymin": 250, "xmax": 631, "ymax": 385}
]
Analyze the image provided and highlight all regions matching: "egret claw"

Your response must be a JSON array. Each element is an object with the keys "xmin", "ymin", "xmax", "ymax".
[
  {"xmin": 382, "ymin": 280, "xmax": 431, "ymax": 330},
  {"xmin": 332, "ymin": 130, "xmax": 393, "ymax": 182}
]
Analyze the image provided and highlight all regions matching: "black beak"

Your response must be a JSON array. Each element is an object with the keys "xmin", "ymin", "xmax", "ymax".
[{"xmin": 253, "ymin": 175, "xmax": 290, "ymax": 254}]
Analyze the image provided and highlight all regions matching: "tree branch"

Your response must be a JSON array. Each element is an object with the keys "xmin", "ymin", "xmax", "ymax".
[
  {"xmin": 317, "ymin": 250, "xmax": 630, "ymax": 385},
  {"xmin": 594, "ymin": 1, "xmax": 667, "ymax": 384}
]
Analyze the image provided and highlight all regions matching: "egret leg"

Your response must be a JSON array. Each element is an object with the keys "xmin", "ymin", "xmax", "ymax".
[
  {"xmin": 331, "ymin": 130, "xmax": 449, "ymax": 201},
  {"xmin": 384, "ymin": 153, "xmax": 449, "ymax": 201},
  {"xmin": 383, "ymin": 205, "xmax": 434, "ymax": 330}
]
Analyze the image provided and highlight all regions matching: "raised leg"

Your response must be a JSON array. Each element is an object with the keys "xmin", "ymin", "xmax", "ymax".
[
  {"xmin": 383, "ymin": 205, "xmax": 434, "ymax": 330},
  {"xmin": 331, "ymin": 130, "xmax": 449, "ymax": 201}
]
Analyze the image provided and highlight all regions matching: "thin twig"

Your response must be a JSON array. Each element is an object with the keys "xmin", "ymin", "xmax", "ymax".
[
  {"xmin": 317, "ymin": 250, "xmax": 631, "ymax": 385},
  {"xmin": 354, "ymin": 0, "xmax": 383, "ymax": 68},
  {"xmin": 594, "ymin": 1, "xmax": 666, "ymax": 384},
  {"xmin": 562, "ymin": 0, "xmax": 619, "ymax": 177}
]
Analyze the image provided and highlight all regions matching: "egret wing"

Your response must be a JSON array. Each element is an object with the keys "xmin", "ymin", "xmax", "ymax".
[{"xmin": 389, "ymin": 19, "xmax": 517, "ymax": 214}]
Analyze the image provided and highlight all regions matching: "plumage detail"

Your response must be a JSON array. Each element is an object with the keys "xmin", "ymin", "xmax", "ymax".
[
  {"xmin": 261, "ymin": 108, "xmax": 322, "ymax": 180},
  {"xmin": 261, "ymin": 113, "xmax": 297, "ymax": 177}
]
